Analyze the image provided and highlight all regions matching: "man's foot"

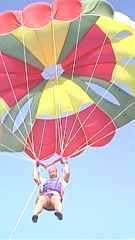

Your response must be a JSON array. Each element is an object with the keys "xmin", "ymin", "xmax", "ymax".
[
  {"xmin": 32, "ymin": 215, "xmax": 38, "ymax": 223},
  {"xmin": 54, "ymin": 211, "xmax": 63, "ymax": 220}
]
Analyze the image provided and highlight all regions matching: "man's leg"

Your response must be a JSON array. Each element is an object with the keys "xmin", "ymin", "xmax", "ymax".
[
  {"xmin": 32, "ymin": 195, "xmax": 49, "ymax": 223},
  {"xmin": 51, "ymin": 194, "xmax": 63, "ymax": 220}
]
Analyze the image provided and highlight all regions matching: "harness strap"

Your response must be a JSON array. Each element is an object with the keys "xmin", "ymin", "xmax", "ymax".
[{"xmin": 43, "ymin": 177, "xmax": 63, "ymax": 197}]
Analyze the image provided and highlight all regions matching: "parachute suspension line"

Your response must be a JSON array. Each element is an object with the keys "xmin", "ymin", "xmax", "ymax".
[
  {"xmin": 61, "ymin": 0, "xmax": 104, "ymax": 153},
  {"xmin": 71, "ymin": 14, "xmax": 82, "ymax": 81},
  {"xmin": 65, "ymin": 3, "xmax": 135, "ymax": 151},
  {"xmin": 0, "ymin": 143, "xmax": 25, "ymax": 155},
  {"xmin": 50, "ymin": 6, "xmax": 63, "ymax": 154},
  {"xmin": 60, "ymin": 14, "xmax": 83, "ymax": 156},
  {"xmin": 37, "ymin": 119, "xmax": 47, "ymax": 161},
  {"xmin": 39, "ymin": 156, "xmax": 70, "ymax": 168},
  {"xmin": 50, "ymin": 7, "xmax": 58, "ymax": 154},
  {"xmin": 8, "ymin": 186, "xmax": 37, "ymax": 240},
  {"xmin": 83, "ymin": 97, "xmax": 135, "ymax": 148},
  {"xmin": 36, "ymin": 6, "xmax": 61, "ymax": 161},
  {"xmin": 68, "ymin": 130, "xmax": 116, "ymax": 159},
  {"xmin": 86, "ymin": 37, "xmax": 108, "ymax": 93},
  {"xmin": 63, "ymin": 21, "xmax": 109, "ymax": 153},
  {"xmin": 33, "ymin": 29, "xmax": 49, "ymax": 161},
  {"xmin": 0, "ymin": 107, "xmax": 33, "ymax": 154},
  {"xmin": 0, "ymin": 143, "xmax": 33, "ymax": 164},
  {"xmin": 68, "ymin": 62, "xmax": 135, "ymax": 158},
  {"xmin": 39, "ymin": 157, "xmax": 61, "ymax": 169},
  {"xmin": 0, "ymin": 143, "xmax": 19, "ymax": 153},
  {"xmin": 0, "ymin": 52, "xmax": 34, "ymax": 154},
  {"xmin": 68, "ymin": 107, "xmax": 116, "ymax": 156},
  {"xmin": 60, "ymin": 112, "xmax": 68, "ymax": 155},
  {"xmin": 34, "ymin": 7, "xmax": 58, "ymax": 159},
  {"xmin": 34, "ymin": 30, "xmax": 46, "ymax": 67},
  {"xmin": 34, "ymin": 9, "xmax": 58, "ymax": 161},
  {"xmin": 64, "ymin": 0, "xmax": 135, "ymax": 152},
  {"xmin": 20, "ymin": 12, "xmax": 37, "ymax": 160},
  {"xmin": 65, "ymin": 51, "xmax": 134, "ymax": 152}
]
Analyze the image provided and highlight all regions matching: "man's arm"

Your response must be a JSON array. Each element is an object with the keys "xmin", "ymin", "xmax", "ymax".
[
  {"xmin": 61, "ymin": 159, "xmax": 70, "ymax": 183},
  {"xmin": 33, "ymin": 162, "xmax": 44, "ymax": 185}
]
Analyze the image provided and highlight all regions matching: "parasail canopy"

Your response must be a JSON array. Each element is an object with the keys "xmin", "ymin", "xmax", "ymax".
[{"xmin": 0, "ymin": 0, "xmax": 135, "ymax": 165}]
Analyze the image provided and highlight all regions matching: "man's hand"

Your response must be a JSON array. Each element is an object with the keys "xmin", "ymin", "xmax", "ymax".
[
  {"xmin": 36, "ymin": 161, "xmax": 40, "ymax": 167},
  {"xmin": 61, "ymin": 158, "xmax": 70, "ymax": 183},
  {"xmin": 33, "ymin": 161, "xmax": 45, "ymax": 185},
  {"xmin": 60, "ymin": 157, "xmax": 68, "ymax": 165},
  {"xmin": 33, "ymin": 161, "xmax": 40, "ymax": 184},
  {"xmin": 33, "ymin": 161, "xmax": 40, "ymax": 168}
]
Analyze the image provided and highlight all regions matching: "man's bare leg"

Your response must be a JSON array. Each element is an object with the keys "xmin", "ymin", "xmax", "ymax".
[
  {"xmin": 32, "ymin": 195, "xmax": 49, "ymax": 223},
  {"xmin": 51, "ymin": 195, "xmax": 63, "ymax": 220}
]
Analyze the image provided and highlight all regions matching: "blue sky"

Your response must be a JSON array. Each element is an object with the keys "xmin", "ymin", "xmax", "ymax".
[{"xmin": 0, "ymin": 1, "xmax": 135, "ymax": 240}]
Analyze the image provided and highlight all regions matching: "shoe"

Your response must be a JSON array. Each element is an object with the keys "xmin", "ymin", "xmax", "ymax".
[
  {"xmin": 32, "ymin": 215, "xmax": 38, "ymax": 223},
  {"xmin": 54, "ymin": 211, "xmax": 63, "ymax": 220}
]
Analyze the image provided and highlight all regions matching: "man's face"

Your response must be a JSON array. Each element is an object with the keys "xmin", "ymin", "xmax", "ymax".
[{"xmin": 48, "ymin": 166, "xmax": 57, "ymax": 178}]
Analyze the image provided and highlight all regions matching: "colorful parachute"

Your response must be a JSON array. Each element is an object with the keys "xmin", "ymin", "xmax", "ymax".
[{"xmin": 0, "ymin": 0, "xmax": 135, "ymax": 165}]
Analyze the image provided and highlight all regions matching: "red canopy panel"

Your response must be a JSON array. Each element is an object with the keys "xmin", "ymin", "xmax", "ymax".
[
  {"xmin": 25, "ymin": 105, "xmax": 116, "ymax": 160},
  {"xmin": 0, "ymin": 53, "xmax": 42, "ymax": 106},
  {"xmin": 62, "ymin": 24, "xmax": 116, "ymax": 81}
]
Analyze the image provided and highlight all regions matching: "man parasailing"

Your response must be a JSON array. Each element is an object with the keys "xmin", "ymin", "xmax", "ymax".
[{"xmin": 32, "ymin": 158, "xmax": 70, "ymax": 223}]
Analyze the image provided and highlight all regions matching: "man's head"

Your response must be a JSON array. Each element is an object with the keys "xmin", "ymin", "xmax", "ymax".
[{"xmin": 48, "ymin": 165, "xmax": 58, "ymax": 178}]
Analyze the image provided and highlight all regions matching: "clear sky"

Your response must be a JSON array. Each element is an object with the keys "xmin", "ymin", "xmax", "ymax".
[{"xmin": 0, "ymin": 1, "xmax": 135, "ymax": 240}]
